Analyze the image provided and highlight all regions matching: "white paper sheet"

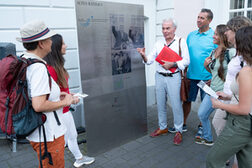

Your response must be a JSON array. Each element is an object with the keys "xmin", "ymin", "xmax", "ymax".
[
  {"xmin": 197, "ymin": 80, "xmax": 219, "ymax": 99},
  {"xmin": 74, "ymin": 93, "xmax": 89, "ymax": 98}
]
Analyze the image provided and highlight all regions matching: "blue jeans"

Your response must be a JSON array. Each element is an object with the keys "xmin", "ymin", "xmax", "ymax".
[
  {"xmin": 198, "ymin": 94, "xmax": 215, "ymax": 141},
  {"xmin": 187, "ymin": 79, "xmax": 208, "ymax": 102},
  {"xmin": 155, "ymin": 72, "xmax": 183, "ymax": 132}
]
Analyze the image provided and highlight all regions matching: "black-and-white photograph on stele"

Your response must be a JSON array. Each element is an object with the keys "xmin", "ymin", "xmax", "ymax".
[
  {"xmin": 129, "ymin": 15, "xmax": 144, "ymax": 48},
  {"xmin": 110, "ymin": 14, "xmax": 144, "ymax": 50},
  {"xmin": 112, "ymin": 50, "xmax": 131, "ymax": 75},
  {"xmin": 110, "ymin": 14, "xmax": 144, "ymax": 75}
]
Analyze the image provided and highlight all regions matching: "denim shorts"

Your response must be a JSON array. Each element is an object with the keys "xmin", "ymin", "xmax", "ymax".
[{"xmin": 187, "ymin": 79, "xmax": 209, "ymax": 102}]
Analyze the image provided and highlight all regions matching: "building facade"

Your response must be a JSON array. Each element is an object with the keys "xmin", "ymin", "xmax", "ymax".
[{"xmin": 0, "ymin": 0, "xmax": 249, "ymax": 127}]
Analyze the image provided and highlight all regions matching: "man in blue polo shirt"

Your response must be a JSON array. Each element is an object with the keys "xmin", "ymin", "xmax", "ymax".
[{"xmin": 179, "ymin": 8, "xmax": 216, "ymax": 137}]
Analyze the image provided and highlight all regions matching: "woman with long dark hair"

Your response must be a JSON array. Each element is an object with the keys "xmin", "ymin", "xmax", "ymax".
[
  {"xmin": 195, "ymin": 24, "xmax": 231, "ymax": 146},
  {"xmin": 44, "ymin": 34, "xmax": 95, "ymax": 168},
  {"xmin": 207, "ymin": 26, "xmax": 252, "ymax": 168}
]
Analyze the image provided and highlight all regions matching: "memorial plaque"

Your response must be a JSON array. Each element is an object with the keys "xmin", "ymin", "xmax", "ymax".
[{"xmin": 75, "ymin": 0, "xmax": 146, "ymax": 155}]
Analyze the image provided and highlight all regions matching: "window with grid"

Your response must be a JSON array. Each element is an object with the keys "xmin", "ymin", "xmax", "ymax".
[{"xmin": 229, "ymin": 0, "xmax": 252, "ymax": 19}]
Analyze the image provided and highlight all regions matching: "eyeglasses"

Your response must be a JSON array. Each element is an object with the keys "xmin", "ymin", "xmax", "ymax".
[{"xmin": 209, "ymin": 58, "xmax": 216, "ymax": 70}]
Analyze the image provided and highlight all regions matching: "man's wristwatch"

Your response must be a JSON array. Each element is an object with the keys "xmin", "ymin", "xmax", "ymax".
[{"xmin": 173, "ymin": 62, "xmax": 177, "ymax": 68}]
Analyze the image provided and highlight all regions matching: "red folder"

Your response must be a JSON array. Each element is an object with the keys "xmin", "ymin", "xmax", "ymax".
[{"xmin": 155, "ymin": 46, "xmax": 182, "ymax": 73}]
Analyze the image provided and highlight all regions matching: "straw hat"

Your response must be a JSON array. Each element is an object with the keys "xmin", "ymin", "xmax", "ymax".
[{"xmin": 16, "ymin": 20, "xmax": 56, "ymax": 43}]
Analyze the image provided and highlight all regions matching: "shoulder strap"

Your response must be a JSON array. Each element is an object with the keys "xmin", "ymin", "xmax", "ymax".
[
  {"xmin": 167, "ymin": 39, "xmax": 175, "ymax": 47},
  {"xmin": 39, "ymin": 124, "xmax": 53, "ymax": 167},
  {"xmin": 179, "ymin": 38, "xmax": 181, "ymax": 57},
  {"xmin": 27, "ymin": 58, "xmax": 52, "ymax": 92},
  {"xmin": 210, "ymin": 49, "xmax": 215, "ymax": 59},
  {"xmin": 179, "ymin": 38, "xmax": 188, "ymax": 76},
  {"xmin": 233, "ymin": 94, "xmax": 239, "ymax": 102},
  {"xmin": 240, "ymin": 60, "xmax": 244, "ymax": 67},
  {"xmin": 225, "ymin": 49, "xmax": 230, "ymax": 64}
]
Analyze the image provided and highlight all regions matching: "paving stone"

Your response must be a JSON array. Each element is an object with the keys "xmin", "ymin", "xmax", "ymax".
[
  {"xmin": 184, "ymin": 143, "xmax": 209, "ymax": 155},
  {"xmin": 137, "ymin": 142, "xmax": 158, "ymax": 153},
  {"xmin": 121, "ymin": 151, "xmax": 137, "ymax": 161},
  {"xmin": 199, "ymin": 164, "xmax": 207, "ymax": 168},
  {"xmin": 86, "ymin": 164, "xmax": 104, "ymax": 168},
  {"xmin": 126, "ymin": 156, "xmax": 143, "ymax": 165},
  {"xmin": 65, "ymin": 160, "xmax": 74, "ymax": 168},
  {"xmin": 135, "ymin": 135, "xmax": 153, "ymax": 144},
  {"xmin": 0, "ymin": 153, "xmax": 11, "ymax": 162},
  {"xmin": 116, "ymin": 163, "xmax": 134, "ymax": 168},
  {"xmin": 21, "ymin": 159, "xmax": 39, "ymax": 168},
  {"xmin": 102, "ymin": 160, "xmax": 119, "ymax": 168},
  {"xmin": 142, "ymin": 146, "xmax": 167, "ymax": 158},
  {"xmin": 194, "ymin": 150, "xmax": 208, "ymax": 162},
  {"xmin": 151, "ymin": 149, "xmax": 173, "ymax": 162},
  {"xmin": 0, "ymin": 162, "xmax": 9, "ymax": 168},
  {"xmin": 111, "ymin": 157, "xmax": 127, "ymax": 165},
  {"xmin": 90, "ymin": 155, "xmax": 108, "ymax": 165},
  {"xmin": 180, "ymin": 159, "xmax": 206, "ymax": 168},
  {"xmin": 121, "ymin": 140, "xmax": 143, "ymax": 151},
  {"xmin": 139, "ymin": 156, "xmax": 160, "ymax": 168},
  {"xmin": 103, "ymin": 147, "xmax": 127, "ymax": 159}
]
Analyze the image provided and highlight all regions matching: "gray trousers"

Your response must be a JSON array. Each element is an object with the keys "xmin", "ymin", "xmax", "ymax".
[
  {"xmin": 155, "ymin": 72, "xmax": 183, "ymax": 132},
  {"xmin": 206, "ymin": 114, "xmax": 252, "ymax": 168}
]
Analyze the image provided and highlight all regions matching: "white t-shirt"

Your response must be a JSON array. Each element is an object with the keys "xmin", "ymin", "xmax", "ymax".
[
  {"xmin": 223, "ymin": 55, "xmax": 243, "ymax": 95},
  {"xmin": 23, "ymin": 52, "xmax": 66, "ymax": 142}
]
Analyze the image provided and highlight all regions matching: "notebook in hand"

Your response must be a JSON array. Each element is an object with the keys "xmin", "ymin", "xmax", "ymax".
[{"xmin": 155, "ymin": 46, "xmax": 182, "ymax": 73}]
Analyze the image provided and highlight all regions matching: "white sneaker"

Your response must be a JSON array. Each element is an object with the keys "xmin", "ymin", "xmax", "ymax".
[{"xmin": 73, "ymin": 156, "xmax": 95, "ymax": 167}]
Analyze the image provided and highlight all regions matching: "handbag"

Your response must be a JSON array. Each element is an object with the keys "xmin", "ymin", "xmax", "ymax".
[
  {"xmin": 178, "ymin": 38, "xmax": 190, "ymax": 102},
  {"xmin": 180, "ymin": 67, "xmax": 190, "ymax": 102}
]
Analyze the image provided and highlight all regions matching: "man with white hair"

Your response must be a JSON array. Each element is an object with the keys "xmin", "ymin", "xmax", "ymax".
[{"xmin": 137, "ymin": 18, "xmax": 190, "ymax": 145}]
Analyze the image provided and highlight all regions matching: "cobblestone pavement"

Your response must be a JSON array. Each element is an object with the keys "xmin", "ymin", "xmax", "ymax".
[{"xmin": 0, "ymin": 104, "xmax": 233, "ymax": 168}]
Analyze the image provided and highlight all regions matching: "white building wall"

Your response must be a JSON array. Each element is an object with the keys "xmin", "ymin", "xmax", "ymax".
[
  {"xmin": 204, "ymin": 0, "xmax": 230, "ymax": 27},
  {"xmin": 174, "ymin": 0, "xmax": 204, "ymax": 39},
  {"xmin": 0, "ymin": 0, "xmax": 80, "ymax": 91},
  {"xmin": 0, "ymin": 0, "xmax": 85, "ymax": 126},
  {"xmin": 156, "ymin": 0, "xmax": 230, "ymax": 47},
  {"xmin": 156, "ymin": 0, "xmax": 174, "ymax": 41}
]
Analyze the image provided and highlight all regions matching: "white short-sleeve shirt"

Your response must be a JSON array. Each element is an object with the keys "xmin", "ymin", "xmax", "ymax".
[{"xmin": 223, "ymin": 55, "xmax": 243, "ymax": 95}]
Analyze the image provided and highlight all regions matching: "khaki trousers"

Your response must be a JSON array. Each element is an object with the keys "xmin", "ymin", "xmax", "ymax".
[{"xmin": 206, "ymin": 114, "xmax": 252, "ymax": 168}]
